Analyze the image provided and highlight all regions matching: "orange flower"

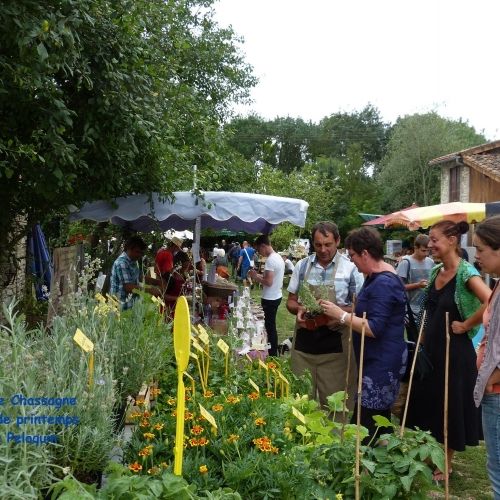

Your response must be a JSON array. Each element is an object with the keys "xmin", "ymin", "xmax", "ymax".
[
  {"xmin": 198, "ymin": 437, "xmax": 209, "ymax": 446},
  {"xmin": 153, "ymin": 423, "xmax": 164, "ymax": 431},
  {"xmin": 267, "ymin": 362, "xmax": 277, "ymax": 370},
  {"xmin": 254, "ymin": 417, "xmax": 266, "ymax": 426},
  {"xmin": 143, "ymin": 410, "xmax": 151, "ymax": 418},
  {"xmin": 226, "ymin": 395, "xmax": 241, "ymax": 404},
  {"xmin": 190, "ymin": 425, "xmax": 204, "ymax": 435},
  {"xmin": 248, "ymin": 392, "xmax": 260, "ymax": 400},
  {"xmin": 138, "ymin": 446, "xmax": 152, "ymax": 457},
  {"xmin": 128, "ymin": 462, "xmax": 142, "ymax": 473},
  {"xmin": 185, "ymin": 394, "xmax": 191, "ymax": 401},
  {"xmin": 203, "ymin": 390, "xmax": 214, "ymax": 398},
  {"xmin": 199, "ymin": 464, "xmax": 208, "ymax": 474},
  {"xmin": 139, "ymin": 419, "xmax": 150, "ymax": 428},
  {"xmin": 265, "ymin": 391, "xmax": 275, "ymax": 398},
  {"xmin": 150, "ymin": 388, "xmax": 161, "ymax": 398},
  {"xmin": 136, "ymin": 399, "xmax": 145, "ymax": 407},
  {"xmin": 184, "ymin": 411, "xmax": 194, "ymax": 421},
  {"xmin": 211, "ymin": 404, "xmax": 223, "ymax": 412},
  {"xmin": 189, "ymin": 437, "xmax": 200, "ymax": 447},
  {"xmin": 171, "ymin": 410, "xmax": 177, "ymax": 417},
  {"xmin": 143, "ymin": 432, "xmax": 155, "ymax": 441}
]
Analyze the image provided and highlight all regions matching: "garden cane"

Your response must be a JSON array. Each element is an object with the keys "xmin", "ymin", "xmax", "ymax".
[
  {"xmin": 443, "ymin": 312, "xmax": 450, "ymax": 498},
  {"xmin": 400, "ymin": 310, "xmax": 427, "ymax": 436},
  {"xmin": 355, "ymin": 312, "xmax": 367, "ymax": 500},
  {"xmin": 341, "ymin": 293, "xmax": 356, "ymax": 441}
]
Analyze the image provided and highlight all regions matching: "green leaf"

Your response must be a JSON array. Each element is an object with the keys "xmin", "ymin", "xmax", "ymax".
[
  {"xmin": 400, "ymin": 474, "xmax": 413, "ymax": 492},
  {"xmin": 37, "ymin": 42, "xmax": 48, "ymax": 61},
  {"xmin": 372, "ymin": 414, "xmax": 394, "ymax": 428}
]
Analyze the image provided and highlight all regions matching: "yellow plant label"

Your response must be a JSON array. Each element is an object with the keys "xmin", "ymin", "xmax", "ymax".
[
  {"xmin": 190, "ymin": 352, "xmax": 198, "ymax": 360},
  {"xmin": 192, "ymin": 340, "xmax": 204, "ymax": 353},
  {"xmin": 73, "ymin": 328, "xmax": 94, "ymax": 353},
  {"xmin": 184, "ymin": 371, "xmax": 194, "ymax": 382},
  {"xmin": 197, "ymin": 324, "xmax": 209, "ymax": 336},
  {"xmin": 95, "ymin": 293, "xmax": 106, "ymax": 304},
  {"xmin": 151, "ymin": 295, "xmax": 159, "ymax": 304},
  {"xmin": 248, "ymin": 378, "xmax": 260, "ymax": 393},
  {"xmin": 198, "ymin": 330, "xmax": 210, "ymax": 346},
  {"xmin": 245, "ymin": 353, "xmax": 253, "ymax": 363},
  {"xmin": 292, "ymin": 406, "xmax": 306, "ymax": 424},
  {"xmin": 258, "ymin": 359, "xmax": 268, "ymax": 370},
  {"xmin": 199, "ymin": 403, "xmax": 218, "ymax": 431},
  {"xmin": 216, "ymin": 339, "xmax": 229, "ymax": 354},
  {"xmin": 277, "ymin": 371, "xmax": 289, "ymax": 385}
]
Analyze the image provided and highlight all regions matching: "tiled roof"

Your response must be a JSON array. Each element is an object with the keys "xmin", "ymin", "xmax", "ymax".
[
  {"xmin": 463, "ymin": 153, "xmax": 500, "ymax": 183},
  {"xmin": 429, "ymin": 140, "xmax": 500, "ymax": 165}
]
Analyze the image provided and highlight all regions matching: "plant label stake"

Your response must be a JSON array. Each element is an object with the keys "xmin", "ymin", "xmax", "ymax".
[
  {"xmin": 199, "ymin": 403, "xmax": 218, "ymax": 435},
  {"xmin": 73, "ymin": 328, "xmax": 94, "ymax": 388},
  {"xmin": 190, "ymin": 352, "xmax": 206, "ymax": 394},
  {"xmin": 173, "ymin": 296, "xmax": 191, "ymax": 476},
  {"xmin": 184, "ymin": 371, "xmax": 196, "ymax": 398},
  {"xmin": 216, "ymin": 339, "xmax": 230, "ymax": 378},
  {"xmin": 258, "ymin": 359, "xmax": 270, "ymax": 391},
  {"xmin": 248, "ymin": 378, "xmax": 260, "ymax": 393},
  {"xmin": 444, "ymin": 312, "xmax": 450, "ymax": 499},
  {"xmin": 341, "ymin": 294, "xmax": 356, "ymax": 441},
  {"xmin": 355, "ymin": 312, "xmax": 367, "ymax": 500}
]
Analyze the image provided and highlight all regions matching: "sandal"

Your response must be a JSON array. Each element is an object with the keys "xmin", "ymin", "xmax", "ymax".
[{"xmin": 432, "ymin": 469, "xmax": 453, "ymax": 482}]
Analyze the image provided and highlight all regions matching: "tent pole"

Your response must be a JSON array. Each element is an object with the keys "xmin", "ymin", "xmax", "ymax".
[{"xmin": 191, "ymin": 216, "xmax": 201, "ymax": 321}]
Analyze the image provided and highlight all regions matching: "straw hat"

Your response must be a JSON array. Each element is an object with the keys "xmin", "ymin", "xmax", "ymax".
[{"xmin": 169, "ymin": 236, "xmax": 184, "ymax": 249}]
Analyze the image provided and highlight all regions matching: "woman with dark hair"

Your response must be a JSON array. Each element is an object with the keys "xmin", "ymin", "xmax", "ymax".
[
  {"xmin": 320, "ymin": 226, "xmax": 407, "ymax": 441},
  {"xmin": 406, "ymin": 220, "xmax": 491, "ymax": 482},
  {"xmin": 473, "ymin": 215, "xmax": 500, "ymax": 498}
]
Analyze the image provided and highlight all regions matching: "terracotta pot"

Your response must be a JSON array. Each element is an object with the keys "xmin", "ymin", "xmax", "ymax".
[{"xmin": 304, "ymin": 313, "xmax": 329, "ymax": 330}]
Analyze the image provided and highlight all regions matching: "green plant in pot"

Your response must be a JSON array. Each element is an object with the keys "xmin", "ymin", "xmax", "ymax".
[{"xmin": 298, "ymin": 283, "xmax": 331, "ymax": 330}]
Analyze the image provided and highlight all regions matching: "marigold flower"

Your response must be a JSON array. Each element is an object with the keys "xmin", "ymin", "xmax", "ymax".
[
  {"xmin": 267, "ymin": 362, "xmax": 277, "ymax": 370},
  {"xmin": 148, "ymin": 466, "xmax": 160, "ymax": 475},
  {"xmin": 190, "ymin": 425, "xmax": 204, "ymax": 435},
  {"xmin": 211, "ymin": 404, "xmax": 223, "ymax": 412},
  {"xmin": 167, "ymin": 397, "xmax": 176, "ymax": 406},
  {"xmin": 248, "ymin": 392, "xmax": 259, "ymax": 400},
  {"xmin": 254, "ymin": 417, "xmax": 266, "ymax": 426},
  {"xmin": 184, "ymin": 411, "xmax": 194, "ymax": 421},
  {"xmin": 138, "ymin": 446, "xmax": 152, "ymax": 457},
  {"xmin": 199, "ymin": 464, "xmax": 208, "ymax": 474},
  {"xmin": 271, "ymin": 446, "xmax": 279, "ymax": 454},
  {"xmin": 139, "ymin": 419, "xmax": 150, "ymax": 428},
  {"xmin": 189, "ymin": 437, "xmax": 200, "ymax": 447},
  {"xmin": 171, "ymin": 410, "xmax": 177, "ymax": 417},
  {"xmin": 136, "ymin": 398, "xmax": 145, "ymax": 407},
  {"xmin": 198, "ymin": 414, "xmax": 207, "ymax": 421},
  {"xmin": 185, "ymin": 394, "xmax": 191, "ymax": 401},
  {"xmin": 150, "ymin": 388, "xmax": 161, "ymax": 398},
  {"xmin": 226, "ymin": 395, "xmax": 240, "ymax": 404},
  {"xmin": 143, "ymin": 411, "xmax": 151, "ymax": 418},
  {"xmin": 227, "ymin": 434, "xmax": 240, "ymax": 443},
  {"xmin": 128, "ymin": 462, "xmax": 142, "ymax": 473},
  {"xmin": 143, "ymin": 432, "xmax": 155, "ymax": 441},
  {"xmin": 198, "ymin": 437, "xmax": 209, "ymax": 446},
  {"xmin": 203, "ymin": 390, "xmax": 214, "ymax": 398},
  {"xmin": 153, "ymin": 423, "xmax": 164, "ymax": 431},
  {"xmin": 265, "ymin": 391, "xmax": 275, "ymax": 398}
]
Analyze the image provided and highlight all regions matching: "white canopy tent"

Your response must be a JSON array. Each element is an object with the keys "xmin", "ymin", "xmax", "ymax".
[{"xmin": 70, "ymin": 191, "xmax": 309, "ymax": 316}]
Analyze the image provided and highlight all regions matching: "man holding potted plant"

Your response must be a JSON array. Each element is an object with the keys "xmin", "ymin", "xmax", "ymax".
[{"xmin": 286, "ymin": 221, "xmax": 362, "ymax": 413}]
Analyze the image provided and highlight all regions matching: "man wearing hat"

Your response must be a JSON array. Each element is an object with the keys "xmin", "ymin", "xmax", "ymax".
[{"xmin": 155, "ymin": 236, "xmax": 184, "ymax": 285}]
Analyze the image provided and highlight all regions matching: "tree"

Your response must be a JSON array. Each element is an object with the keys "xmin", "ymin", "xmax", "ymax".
[
  {"xmin": 377, "ymin": 113, "xmax": 486, "ymax": 211},
  {"xmin": 0, "ymin": 0, "xmax": 256, "ymax": 271}
]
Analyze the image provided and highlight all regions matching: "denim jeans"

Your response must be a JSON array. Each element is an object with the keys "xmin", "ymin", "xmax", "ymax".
[
  {"xmin": 261, "ymin": 297, "xmax": 281, "ymax": 357},
  {"xmin": 482, "ymin": 393, "xmax": 500, "ymax": 499}
]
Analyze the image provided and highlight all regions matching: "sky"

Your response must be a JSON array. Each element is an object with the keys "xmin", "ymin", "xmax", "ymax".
[{"xmin": 214, "ymin": 0, "xmax": 500, "ymax": 140}]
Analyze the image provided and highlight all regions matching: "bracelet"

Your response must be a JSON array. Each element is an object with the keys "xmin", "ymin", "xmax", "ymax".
[{"xmin": 340, "ymin": 311, "xmax": 348, "ymax": 324}]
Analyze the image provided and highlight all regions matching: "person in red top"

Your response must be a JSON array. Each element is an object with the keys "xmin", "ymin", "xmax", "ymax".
[{"xmin": 155, "ymin": 236, "xmax": 184, "ymax": 286}]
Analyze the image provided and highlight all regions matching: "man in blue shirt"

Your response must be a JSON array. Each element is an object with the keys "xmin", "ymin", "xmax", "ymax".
[
  {"xmin": 236, "ymin": 240, "xmax": 256, "ymax": 287},
  {"xmin": 110, "ymin": 236, "xmax": 161, "ymax": 310}
]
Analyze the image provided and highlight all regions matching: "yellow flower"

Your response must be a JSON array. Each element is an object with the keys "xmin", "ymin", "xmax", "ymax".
[
  {"xmin": 150, "ymin": 388, "xmax": 161, "ymax": 398},
  {"xmin": 136, "ymin": 398, "xmax": 145, "ymax": 407},
  {"xmin": 184, "ymin": 411, "xmax": 194, "ymax": 421},
  {"xmin": 153, "ymin": 423, "xmax": 164, "ymax": 431},
  {"xmin": 204, "ymin": 390, "xmax": 214, "ymax": 398},
  {"xmin": 198, "ymin": 437, "xmax": 209, "ymax": 446},
  {"xmin": 265, "ymin": 391, "xmax": 275, "ymax": 398},
  {"xmin": 226, "ymin": 395, "xmax": 241, "ymax": 404},
  {"xmin": 212, "ymin": 404, "xmax": 223, "ymax": 412},
  {"xmin": 139, "ymin": 418, "xmax": 150, "ymax": 428},
  {"xmin": 227, "ymin": 434, "xmax": 240, "ymax": 443},
  {"xmin": 129, "ymin": 411, "xmax": 142, "ymax": 419},
  {"xmin": 248, "ymin": 392, "xmax": 260, "ymax": 400},
  {"xmin": 199, "ymin": 464, "xmax": 208, "ymax": 474},
  {"xmin": 143, "ymin": 432, "xmax": 155, "ymax": 441},
  {"xmin": 254, "ymin": 417, "xmax": 266, "ymax": 426},
  {"xmin": 143, "ymin": 411, "xmax": 151, "ymax": 418},
  {"xmin": 167, "ymin": 397, "xmax": 176, "ymax": 406},
  {"xmin": 128, "ymin": 462, "xmax": 142, "ymax": 473},
  {"xmin": 283, "ymin": 427, "xmax": 293, "ymax": 440}
]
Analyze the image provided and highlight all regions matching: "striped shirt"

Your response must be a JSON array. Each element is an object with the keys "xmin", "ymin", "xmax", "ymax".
[{"xmin": 110, "ymin": 252, "xmax": 141, "ymax": 310}]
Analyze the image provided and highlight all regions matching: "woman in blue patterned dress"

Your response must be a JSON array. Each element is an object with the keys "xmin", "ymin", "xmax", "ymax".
[{"xmin": 321, "ymin": 227, "xmax": 407, "ymax": 441}]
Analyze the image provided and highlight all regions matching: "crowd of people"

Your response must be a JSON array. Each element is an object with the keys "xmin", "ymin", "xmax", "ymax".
[{"xmin": 109, "ymin": 216, "xmax": 500, "ymax": 497}]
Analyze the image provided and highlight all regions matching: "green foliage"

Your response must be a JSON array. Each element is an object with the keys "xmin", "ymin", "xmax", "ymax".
[
  {"xmin": 377, "ymin": 112, "xmax": 486, "ymax": 211},
  {"xmin": 268, "ymin": 223, "xmax": 298, "ymax": 253},
  {"xmin": 0, "ymin": 0, "xmax": 256, "ymax": 258},
  {"xmin": 297, "ymin": 283, "xmax": 327, "ymax": 316}
]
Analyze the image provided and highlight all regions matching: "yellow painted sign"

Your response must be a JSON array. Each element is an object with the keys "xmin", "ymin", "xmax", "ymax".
[
  {"xmin": 73, "ymin": 328, "xmax": 94, "ymax": 353},
  {"xmin": 216, "ymin": 339, "xmax": 230, "ymax": 354},
  {"xmin": 292, "ymin": 406, "xmax": 306, "ymax": 424},
  {"xmin": 199, "ymin": 403, "xmax": 218, "ymax": 434},
  {"xmin": 248, "ymin": 378, "xmax": 260, "ymax": 393}
]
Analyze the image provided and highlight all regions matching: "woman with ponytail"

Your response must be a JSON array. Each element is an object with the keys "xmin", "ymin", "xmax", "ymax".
[{"xmin": 406, "ymin": 220, "xmax": 491, "ymax": 482}]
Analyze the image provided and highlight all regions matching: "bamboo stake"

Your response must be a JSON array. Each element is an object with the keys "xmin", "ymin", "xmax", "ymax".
[
  {"xmin": 400, "ymin": 310, "xmax": 427, "ymax": 437},
  {"xmin": 341, "ymin": 293, "xmax": 356, "ymax": 442},
  {"xmin": 355, "ymin": 312, "xmax": 367, "ymax": 500},
  {"xmin": 444, "ymin": 312, "xmax": 450, "ymax": 499}
]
